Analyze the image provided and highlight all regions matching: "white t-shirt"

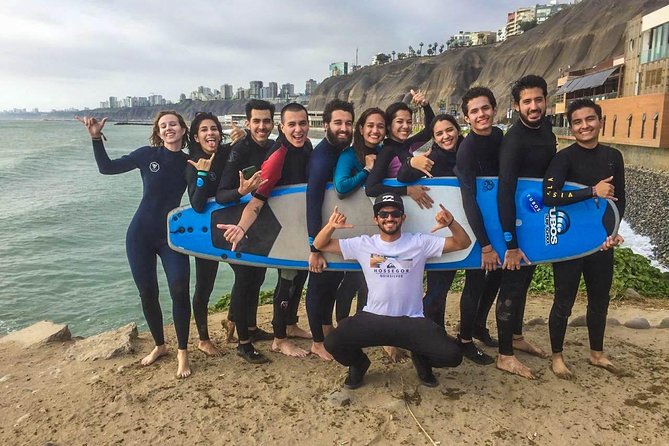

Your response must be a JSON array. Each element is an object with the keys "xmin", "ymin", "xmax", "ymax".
[{"xmin": 339, "ymin": 233, "xmax": 445, "ymax": 317}]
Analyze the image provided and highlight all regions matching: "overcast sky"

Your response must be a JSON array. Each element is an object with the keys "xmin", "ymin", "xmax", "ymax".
[{"xmin": 0, "ymin": 0, "xmax": 535, "ymax": 111}]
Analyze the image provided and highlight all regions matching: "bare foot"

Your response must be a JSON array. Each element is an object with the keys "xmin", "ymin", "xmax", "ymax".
[
  {"xmin": 589, "ymin": 351, "xmax": 623, "ymax": 375},
  {"xmin": 176, "ymin": 349, "xmax": 192, "ymax": 379},
  {"xmin": 141, "ymin": 345, "xmax": 168, "ymax": 366},
  {"xmin": 310, "ymin": 342, "xmax": 333, "ymax": 360},
  {"xmin": 286, "ymin": 324, "xmax": 312, "ymax": 339},
  {"xmin": 513, "ymin": 336, "xmax": 548, "ymax": 358},
  {"xmin": 322, "ymin": 324, "xmax": 334, "ymax": 337},
  {"xmin": 223, "ymin": 320, "xmax": 237, "ymax": 343},
  {"xmin": 383, "ymin": 346, "xmax": 409, "ymax": 363},
  {"xmin": 496, "ymin": 354, "xmax": 535, "ymax": 379},
  {"xmin": 271, "ymin": 338, "xmax": 309, "ymax": 357},
  {"xmin": 551, "ymin": 353, "xmax": 574, "ymax": 380},
  {"xmin": 197, "ymin": 340, "xmax": 222, "ymax": 357}
]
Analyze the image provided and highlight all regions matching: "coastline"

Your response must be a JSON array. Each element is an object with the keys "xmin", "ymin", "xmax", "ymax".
[{"xmin": 2, "ymin": 294, "xmax": 668, "ymax": 445}]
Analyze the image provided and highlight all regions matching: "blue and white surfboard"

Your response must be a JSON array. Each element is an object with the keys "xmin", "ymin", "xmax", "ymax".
[{"xmin": 167, "ymin": 177, "xmax": 619, "ymax": 271}]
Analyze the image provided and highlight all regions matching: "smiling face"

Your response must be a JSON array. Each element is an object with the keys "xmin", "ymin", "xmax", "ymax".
[
  {"xmin": 373, "ymin": 205, "xmax": 406, "ymax": 236},
  {"xmin": 569, "ymin": 107, "xmax": 601, "ymax": 148},
  {"xmin": 194, "ymin": 119, "xmax": 221, "ymax": 155},
  {"xmin": 361, "ymin": 112, "xmax": 386, "ymax": 148},
  {"xmin": 281, "ymin": 109, "xmax": 309, "ymax": 147},
  {"xmin": 390, "ymin": 109, "xmax": 413, "ymax": 142},
  {"xmin": 247, "ymin": 108, "xmax": 274, "ymax": 145},
  {"xmin": 464, "ymin": 96, "xmax": 496, "ymax": 135},
  {"xmin": 158, "ymin": 114, "xmax": 187, "ymax": 149},
  {"xmin": 325, "ymin": 109, "xmax": 353, "ymax": 149},
  {"xmin": 432, "ymin": 119, "xmax": 459, "ymax": 151},
  {"xmin": 515, "ymin": 87, "xmax": 546, "ymax": 128}
]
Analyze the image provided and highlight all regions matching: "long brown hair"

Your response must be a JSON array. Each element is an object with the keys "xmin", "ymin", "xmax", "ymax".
[
  {"xmin": 149, "ymin": 110, "xmax": 188, "ymax": 149},
  {"xmin": 352, "ymin": 107, "xmax": 386, "ymax": 166}
]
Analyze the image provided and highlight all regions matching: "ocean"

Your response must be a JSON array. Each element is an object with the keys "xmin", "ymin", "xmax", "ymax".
[{"xmin": 0, "ymin": 120, "xmax": 664, "ymax": 337}]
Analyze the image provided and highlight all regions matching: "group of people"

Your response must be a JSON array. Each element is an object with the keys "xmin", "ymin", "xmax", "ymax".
[{"xmin": 78, "ymin": 73, "xmax": 625, "ymax": 387}]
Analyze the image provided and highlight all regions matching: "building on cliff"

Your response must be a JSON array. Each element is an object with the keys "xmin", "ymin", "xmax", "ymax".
[{"xmin": 552, "ymin": 3, "xmax": 669, "ymax": 168}]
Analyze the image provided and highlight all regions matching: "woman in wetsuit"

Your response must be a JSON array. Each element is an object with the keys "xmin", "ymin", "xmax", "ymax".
[
  {"xmin": 185, "ymin": 112, "xmax": 260, "ymax": 358},
  {"xmin": 364, "ymin": 89, "xmax": 434, "ymax": 209},
  {"xmin": 77, "ymin": 111, "xmax": 193, "ymax": 378}
]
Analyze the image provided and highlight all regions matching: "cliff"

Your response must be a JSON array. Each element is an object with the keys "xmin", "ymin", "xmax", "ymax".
[{"xmin": 308, "ymin": 0, "xmax": 666, "ymax": 114}]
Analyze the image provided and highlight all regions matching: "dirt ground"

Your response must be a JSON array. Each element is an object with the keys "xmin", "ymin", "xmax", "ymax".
[{"xmin": 1, "ymin": 293, "xmax": 668, "ymax": 446}]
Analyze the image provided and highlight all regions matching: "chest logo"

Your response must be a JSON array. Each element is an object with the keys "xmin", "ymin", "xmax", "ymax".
[{"xmin": 149, "ymin": 161, "xmax": 160, "ymax": 172}]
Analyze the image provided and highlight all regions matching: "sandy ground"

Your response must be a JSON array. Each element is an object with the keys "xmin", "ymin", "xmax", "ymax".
[{"xmin": 1, "ymin": 293, "xmax": 668, "ymax": 446}]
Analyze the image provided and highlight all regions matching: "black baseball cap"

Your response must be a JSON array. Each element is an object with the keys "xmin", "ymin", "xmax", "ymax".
[{"xmin": 373, "ymin": 193, "xmax": 404, "ymax": 214}]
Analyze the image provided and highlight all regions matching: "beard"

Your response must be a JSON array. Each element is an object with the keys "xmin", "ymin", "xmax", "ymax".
[
  {"xmin": 519, "ymin": 109, "xmax": 545, "ymax": 128},
  {"xmin": 377, "ymin": 219, "xmax": 402, "ymax": 236},
  {"xmin": 326, "ymin": 127, "xmax": 352, "ymax": 149}
]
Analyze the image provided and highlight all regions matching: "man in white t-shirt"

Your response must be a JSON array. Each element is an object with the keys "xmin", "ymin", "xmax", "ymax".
[{"xmin": 314, "ymin": 193, "xmax": 471, "ymax": 389}]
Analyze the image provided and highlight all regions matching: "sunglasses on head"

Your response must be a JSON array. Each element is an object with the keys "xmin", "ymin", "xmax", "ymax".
[{"xmin": 376, "ymin": 210, "xmax": 403, "ymax": 218}]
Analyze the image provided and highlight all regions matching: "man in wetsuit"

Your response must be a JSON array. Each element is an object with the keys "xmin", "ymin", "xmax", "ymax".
[
  {"xmin": 305, "ymin": 99, "xmax": 355, "ymax": 360},
  {"xmin": 218, "ymin": 103, "xmax": 313, "ymax": 358},
  {"xmin": 217, "ymin": 99, "xmax": 279, "ymax": 363},
  {"xmin": 453, "ymin": 87, "xmax": 504, "ymax": 366},
  {"xmin": 543, "ymin": 98, "xmax": 625, "ymax": 379},
  {"xmin": 317, "ymin": 194, "xmax": 469, "ymax": 388},
  {"xmin": 495, "ymin": 75, "xmax": 556, "ymax": 379}
]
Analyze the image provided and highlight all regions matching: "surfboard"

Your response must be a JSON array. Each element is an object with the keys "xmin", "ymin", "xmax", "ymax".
[{"xmin": 167, "ymin": 177, "xmax": 619, "ymax": 271}]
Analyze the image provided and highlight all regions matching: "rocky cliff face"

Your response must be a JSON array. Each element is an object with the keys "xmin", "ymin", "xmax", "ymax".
[{"xmin": 309, "ymin": 0, "xmax": 666, "ymax": 114}]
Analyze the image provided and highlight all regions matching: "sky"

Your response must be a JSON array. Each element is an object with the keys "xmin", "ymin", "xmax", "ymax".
[{"xmin": 0, "ymin": 0, "xmax": 534, "ymax": 111}]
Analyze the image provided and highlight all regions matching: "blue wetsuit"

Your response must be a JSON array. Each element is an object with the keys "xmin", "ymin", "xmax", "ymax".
[
  {"xmin": 305, "ymin": 137, "xmax": 347, "ymax": 343},
  {"xmin": 92, "ymin": 139, "xmax": 191, "ymax": 349},
  {"xmin": 185, "ymin": 143, "xmax": 231, "ymax": 342}
]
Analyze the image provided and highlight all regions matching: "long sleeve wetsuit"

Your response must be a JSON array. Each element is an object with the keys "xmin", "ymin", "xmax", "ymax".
[
  {"xmin": 92, "ymin": 139, "xmax": 190, "ymax": 349},
  {"xmin": 544, "ymin": 142, "xmax": 625, "ymax": 354},
  {"xmin": 254, "ymin": 138, "xmax": 312, "ymax": 339},
  {"xmin": 495, "ymin": 119, "xmax": 557, "ymax": 356},
  {"xmin": 305, "ymin": 138, "xmax": 347, "ymax": 342},
  {"xmin": 185, "ymin": 144, "xmax": 231, "ymax": 342},
  {"xmin": 215, "ymin": 134, "xmax": 273, "ymax": 342},
  {"xmin": 453, "ymin": 127, "xmax": 504, "ymax": 343}
]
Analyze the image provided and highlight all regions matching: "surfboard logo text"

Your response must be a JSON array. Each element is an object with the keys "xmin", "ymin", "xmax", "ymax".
[{"xmin": 544, "ymin": 208, "xmax": 570, "ymax": 245}]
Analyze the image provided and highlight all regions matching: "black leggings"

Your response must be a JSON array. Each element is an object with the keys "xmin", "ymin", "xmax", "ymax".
[
  {"xmin": 127, "ymin": 238, "xmax": 190, "ymax": 350},
  {"xmin": 335, "ymin": 272, "xmax": 368, "ymax": 322},
  {"xmin": 324, "ymin": 311, "xmax": 462, "ymax": 368},
  {"xmin": 549, "ymin": 249, "xmax": 613, "ymax": 353},
  {"xmin": 423, "ymin": 270, "xmax": 457, "ymax": 328},
  {"xmin": 459, "ymin": 269, "xmax": 501, "ymax": 340},
  {"xmin": 306, "ymin": 271, "xmax": 345, "ymax": 342},
  {"xmin": 229, "ymin": 263, "xmax": 267, "ymax": 342},
  {"xmin": 496, "ymin": 265, "xmax": 536, "ymax": 355},
  {"xmin": 272, "ymin": 269, "xmax": 308, "ymax": 339},
  {"xmin": 192, "ymin": 258, "xmax": 219, "ymax": 341}
]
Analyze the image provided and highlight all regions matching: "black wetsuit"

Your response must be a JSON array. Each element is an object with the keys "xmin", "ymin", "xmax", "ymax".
[
  {"xmin": 543, "ymin": 142, "xmax": 625, "ymax": 353},
  {"xmin": 91, "ymin": 139, "xmax": 191, "ymax": 349},
  {"xmin": 365, "ymin": 104, "xmax": 435, "ymax": 198},
  {"xmin": 305, "ymin": 137, "xmax": 346, "ymax": 343},
  {"xmin": 496, "ymin": 119, "xmax": 556, "ymax": 355},
  {"xmin": 454, "ymin": 127, "xmax": 504, "ymax": 341},
  {"xmin": 216, "ymin": 133, "xmax": 273, "ymax": 343},
  {"xmin": 397, "ymin": 142, "xmax": 459, "ymax": 328},
  {"xmin": 185, "ymin": 143, "xmax": 231, "ymax": 342},
  {"xmin": 254, "ymin": 137, "xmax": 312, "ymax": 339}
]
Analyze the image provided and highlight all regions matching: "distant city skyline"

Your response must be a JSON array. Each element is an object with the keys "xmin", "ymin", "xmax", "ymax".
[{"xmin": 1, "ymin": 0, "xmax": 551, "ymax": 111}]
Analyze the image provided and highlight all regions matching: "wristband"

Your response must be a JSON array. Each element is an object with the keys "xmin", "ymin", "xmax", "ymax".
[
  {"xmin": 592, "ymin": 186, "xmax": 597, "ymax": 197},
  {"xmin": 197, "ymin": 171, "xmax": 208, "ymax": 177},
  {"xmin": 482, "ymin": 246, "xmax": 493, "ymax": 254},
  {"xmin": 237, "ymin": 225, "xmax": 246, "ymax": 234}
]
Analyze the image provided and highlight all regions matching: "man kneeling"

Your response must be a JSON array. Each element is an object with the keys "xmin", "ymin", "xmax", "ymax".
[{"xmin": 314, "ymin": 194, "xmax": 471, "ymax": 389}]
